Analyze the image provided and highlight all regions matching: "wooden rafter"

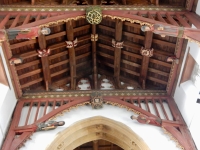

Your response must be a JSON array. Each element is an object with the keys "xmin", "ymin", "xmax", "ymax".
[
  {"xmin": 91, "ymin": 23, "xmax": 98, "ymax": 89},
  {"xmin": 38, "ymin": 34, "xmax": 51, "ymax": 91},
  {"xmin": 114, "ymin": 19, "xmax": 123, "ymax": 89},
  {"xmin": 139, "ymin": 31, "xmax": 153, "ymax": 89},
  {"xmin": 66, "ymin": 20, "xmax": 76, "ymax": 90}
]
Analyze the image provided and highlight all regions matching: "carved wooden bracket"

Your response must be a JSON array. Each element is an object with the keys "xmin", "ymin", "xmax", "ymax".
[
  {"xmin": 65, "ymin": 38, "xmax": 78, "ymax": 48},
  {"xmin": 37, "ymin": 48, "xmax": 50, "ymax": 57},
  {"xmin": 140, "ymin": 47, "xmax": 154, "ymax": 57},
  {"xmin": 112, "ymin": 39, "xmax": 123, "ymax": 48}
]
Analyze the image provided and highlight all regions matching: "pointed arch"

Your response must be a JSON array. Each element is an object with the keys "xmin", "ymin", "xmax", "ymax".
[{"xmin": 46, "ymin": 116, "xmax": 150, "ymax": 150}]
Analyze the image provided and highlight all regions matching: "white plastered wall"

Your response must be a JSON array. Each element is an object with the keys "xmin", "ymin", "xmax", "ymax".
[
  {"xmin": 173, "ymin": 5, "xmax": 200, "ymax": 148},
  {"xmin": 0, "ymin": 46, "xmax": 17, "ymax": 148},
  {"xmin": 20, "ymin": 105, "xmax": 180, "ymax": 150}
]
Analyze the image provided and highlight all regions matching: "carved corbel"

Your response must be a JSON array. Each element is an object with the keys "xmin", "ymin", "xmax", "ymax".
[
  {"xmin": 140, "ymin": 47, "xmax": 154, "ymax": 57},
  {"xmin": 112, "ymin": 39, "xmax": 124, "ymax": 48},
  {"xmin": 65, "ymin": 38, "xmax": 78, "ymax": 48},
  {"xmin": 37, "ymin": 48, "xmax": 50, "ymax": 57},
  {"xmin": 91, "ymin": 34, "xmax": 98, "ymax": 41}
]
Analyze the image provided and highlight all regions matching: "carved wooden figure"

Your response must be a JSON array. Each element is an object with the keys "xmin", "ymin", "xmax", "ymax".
[
  {"xmin": 6, "ymin": 27, "xmax": 51, "ymax": 40},
  {"xmin": 141, "ymin": 24, "xmax": 200, "ymax": 44},
  {"xmin": 36, "ymin": 121, "xmax": 65, "ymax": 131},
  {"xmin": 131, "ymin": 114, "xmax": 162, "ymax": 126}
]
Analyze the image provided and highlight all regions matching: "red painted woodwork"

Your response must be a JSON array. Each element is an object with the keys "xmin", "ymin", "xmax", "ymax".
[
  {"xmin": 2, "ymin": 41, "xmax": 22, "ymax": 98},
  {"xmin": 1, "ymin": 95, "xmax": 195, "ymax": 150},
  {"xmin": 167, "ymin": 39, "xmax": 183, "ymax": 95}
]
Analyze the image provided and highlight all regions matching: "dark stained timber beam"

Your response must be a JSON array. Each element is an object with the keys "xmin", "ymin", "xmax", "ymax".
[
  {"xmin": 38, "ymin": 34, "xmax": 51, "ymax": 91},
  {"xmin": 139, "ymin": 31, "xmax": 153, "ymax": 89},
  {"xmin": 66, "ymin": 20, "xmax": 76, "ymax": 90},
  {"xmin": 92, "ymin": 24, "xmax": 98, "ymax": 89},
  {"xmin": 114, "ymin": 19, "xmax": 123, "ymax": 89}
]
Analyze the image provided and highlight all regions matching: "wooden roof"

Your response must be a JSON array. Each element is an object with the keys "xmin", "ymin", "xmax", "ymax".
[
  {"xmin": 1, "ymin": 0, "xmax": 196, "ymax": 97},
  {"xmin": 4, "ymin": 13, "xmax": 180, "ymax": 94}
]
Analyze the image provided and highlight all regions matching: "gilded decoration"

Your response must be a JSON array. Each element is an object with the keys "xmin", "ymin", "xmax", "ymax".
[
  {"xmin": 103, "ymin": 15, "xmax": 153, "ymax": 27},
  {"xmin": 105, "ymin": 101, "xmax": 141, "ymax": 115},
  {"xmin": 166, "ymin": 61, "xmax": 175, "ymax": 93},
  {"xmin": 38, "ymin": 16, "xmax": 85, "ymax": 28},
  {"xmin": 162, "ymin": 127, "xmax": 184, "ymax": 150},
  {"xmin": 185, "ymin": 36, "xmax": 200, "ymax": 46},
  {"xmin": 22, "ymin": 90, "xmax": 167, "ymax": 99},
  {"xmin": 86, "ymin": 6, "xmax": 102, "ymax": 24},
  {"xmin": 49, "ymin": 102, "xmax": 90, "ymax": 120}
]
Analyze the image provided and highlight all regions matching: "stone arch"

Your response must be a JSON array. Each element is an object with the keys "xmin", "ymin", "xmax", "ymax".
[{"xmin": 46, "ymin": 116, "xmax": 150, "ymax": 150}]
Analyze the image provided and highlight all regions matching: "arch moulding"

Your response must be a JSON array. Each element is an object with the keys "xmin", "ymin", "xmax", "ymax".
[{"xmin": 46, "ymin": 116, "xmax": 150, "ymax": 150}]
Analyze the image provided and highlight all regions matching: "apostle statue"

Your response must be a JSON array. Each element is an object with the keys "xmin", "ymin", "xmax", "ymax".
[
  {"xmin": 167, "ymin": 56, "xmax": 179, "ymax": 64},
  {"xmin": 6, "ymin": 27, "xmax": 51, "ymax": 40},
  {"xmin": 9, "ymin": 57, "xmax": 23, "ymax": 65},
  {"xmin": 130, "ymin": 114, "xmax": 162, "ymax": 127},
  {"xmin": 141, "ymin": 24, "xmax": 200, "ymax": 43},
  {"xmin": 36, "ymin": 121, "xmax": 65, "ymax": 131}
]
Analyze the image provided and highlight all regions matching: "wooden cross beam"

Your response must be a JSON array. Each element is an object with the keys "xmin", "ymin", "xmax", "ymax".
[
  {"xmin": 66, "ymin": 20, "xmax": 76, "ymax": 90},
  {"xmin": 38, "ymin": 34, "xmax": 51, "ymax": 91},
  {"xmin": 139, "ymin": 31, "xmax": 153, "ymax": 89},
  {"xmin": 114, "ymin": 19, "xmax": 123, "ymax": 89}
]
